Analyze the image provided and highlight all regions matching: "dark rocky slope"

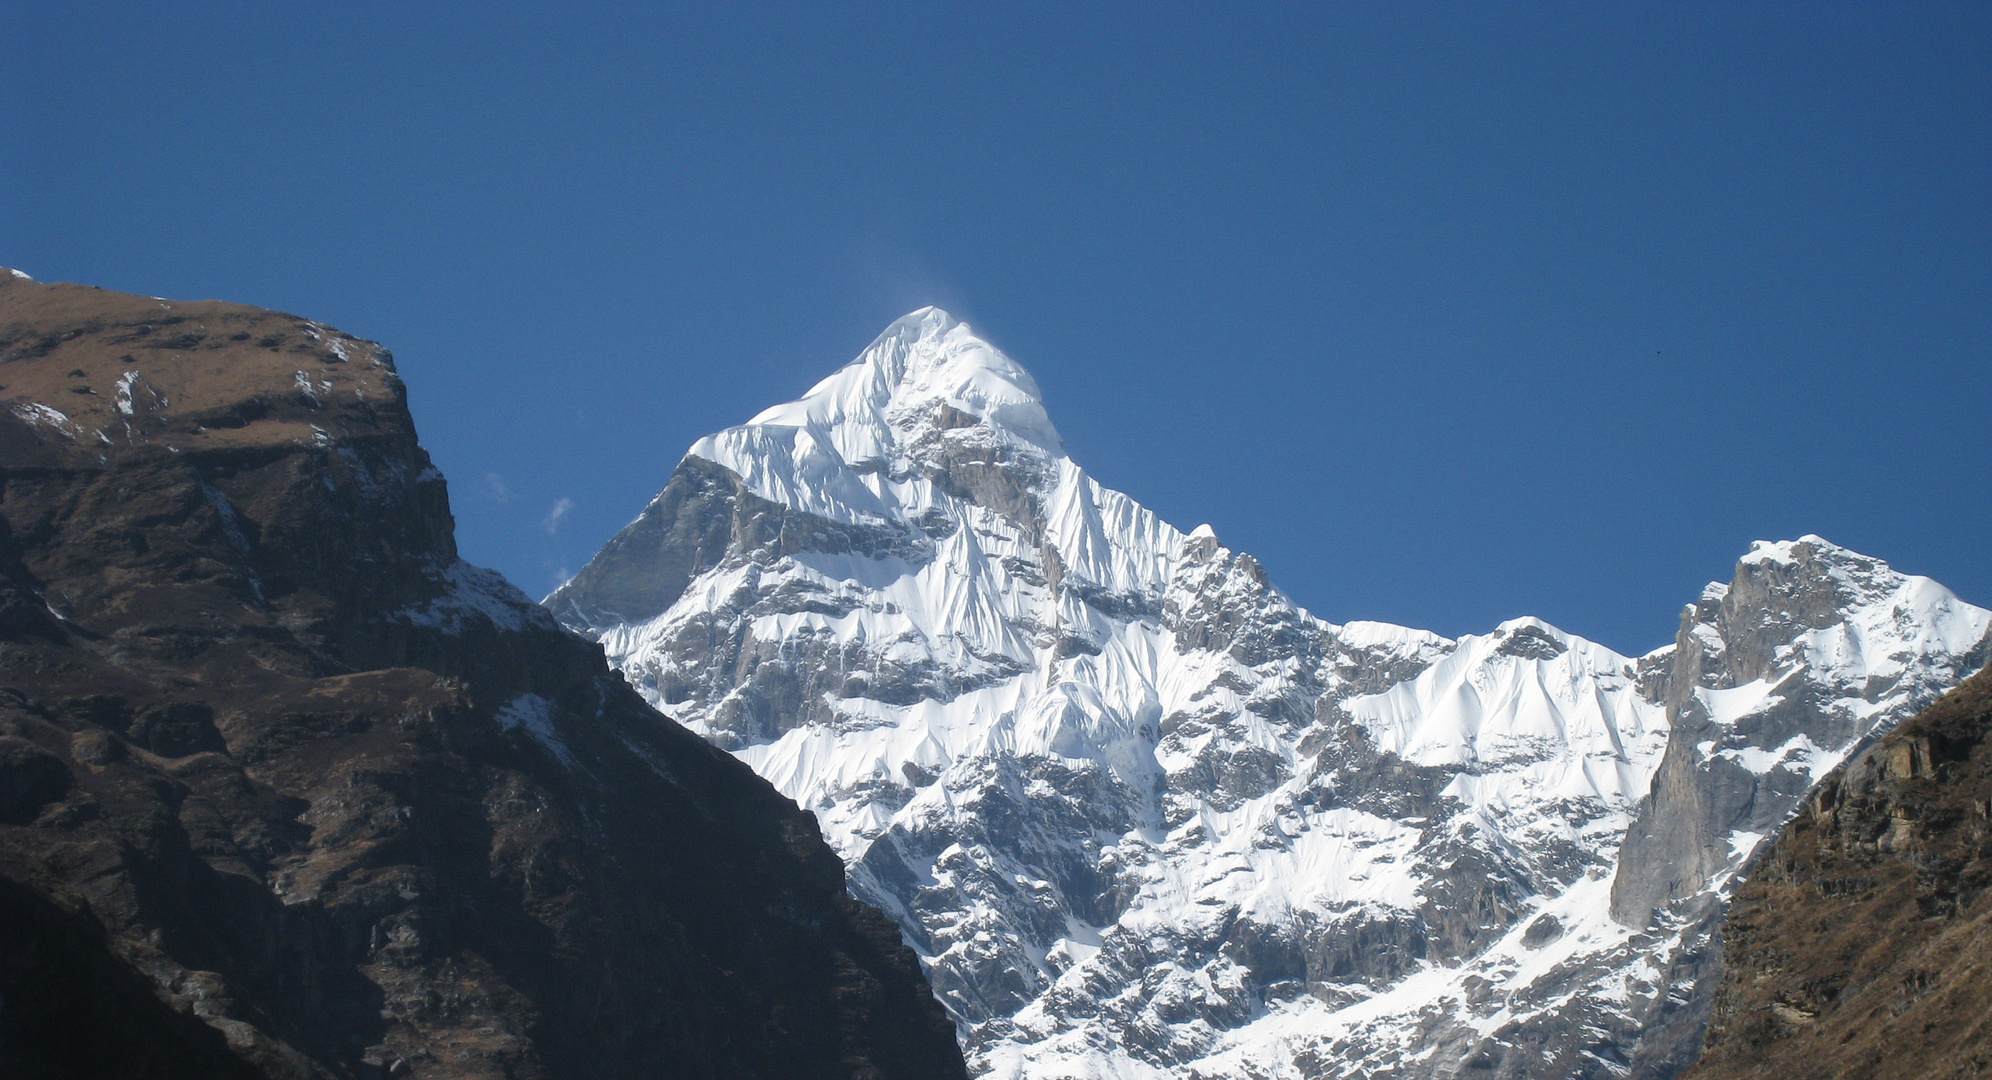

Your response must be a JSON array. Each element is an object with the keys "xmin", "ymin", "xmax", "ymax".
[
  {"xmin": 1685, "ymin": 665, "xmax": 1992, "ymax": 1080},
  {"xmin": 0, "ymin": 270, "xmax": 966, "ymax": 1080}
]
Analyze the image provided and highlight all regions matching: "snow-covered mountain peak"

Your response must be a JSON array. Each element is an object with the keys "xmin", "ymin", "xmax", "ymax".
[
  {"xmin": 724, "ymin": 307, "xmax": 1054, "ymax": 453},
  {"xmin": 1694, "ymin": 533, "xmax": 1988, "ymax": 693},
  {"xmin": 1343, "ymin": 617, "xmax": 1657, "ymax": 778},
  {"xmin": 680, "ymin": 308, "xmax": 1070, "ymax": 529},
  {"xmin": 773, "ymin": 307, "xmax": 1047, "ymax": 425},
  {"xmin": 555, "ymin": 310, "xmax": 1992, "ymax": 1080},
  {"xmin": 1609, "ymin": 535, "xmax": 1990, "ymax": 930},
  {"xmin": 1738, "ymin": 532, "xmax": 1834, "ymax": 565}
]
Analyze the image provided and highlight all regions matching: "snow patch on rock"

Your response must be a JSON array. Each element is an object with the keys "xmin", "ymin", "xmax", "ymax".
[
  {"xmin": 399, "ymin": 561, "xmax": 559, "ymax": 635},
  {"xmin": 497, "ymin": 693, "xmax": 576, "ymax": 768}
]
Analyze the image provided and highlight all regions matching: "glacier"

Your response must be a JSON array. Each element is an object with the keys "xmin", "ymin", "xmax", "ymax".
[{"xmin": 547, "ymin": 309, "xmax": 1990, "ymax": 1079}]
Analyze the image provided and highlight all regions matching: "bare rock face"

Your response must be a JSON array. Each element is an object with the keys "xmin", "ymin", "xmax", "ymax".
[
  {"xmin": 1684, "ymin": 666, "xmax": 1992, "ymax": 1080},
  {"xmin": 1606, "ymin": 540, "xmax": 1991, "ymax": 1076},
  {"xmin": 1609, "ymin": 542, "xmax": 1969, "ymax": 928},
  {"xmin": 0, "ymin": 271, "xmax": 966, "ymax": 1080}
]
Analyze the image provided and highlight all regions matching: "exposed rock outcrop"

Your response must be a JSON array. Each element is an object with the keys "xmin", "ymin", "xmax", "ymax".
[
  {"xmin": 1685, "ymin": 666, "xmax": 1992, "ymax": 1080},
  {"xmin": 1607, "ymin": 539, "xmax": 1991, "ymax": 1075},
  {"xmin": 0, "ymin": 271, "xmax": 966, "ymax": 1080}
]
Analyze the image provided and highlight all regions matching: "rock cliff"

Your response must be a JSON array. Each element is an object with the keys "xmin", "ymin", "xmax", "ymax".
[
  {"xmin": 1684, "ymin": 666, "xmax": 1992, "ymax": 1080},
  {"xmin": 0, "ymin": 270, "xmax": 966, "ymax": 1080},
  {"xmin": 1606, "ymin": 538, "xmax": 1992, "ymax": 1075}
]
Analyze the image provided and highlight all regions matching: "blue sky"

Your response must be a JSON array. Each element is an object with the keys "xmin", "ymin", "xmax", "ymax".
[{"xmin": 5, "ymin": 3, "xmax": 1988, "ymax": 651}]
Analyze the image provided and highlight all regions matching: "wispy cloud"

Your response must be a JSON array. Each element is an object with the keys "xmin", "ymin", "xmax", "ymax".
[
  {"xmin": 543, "ymin": 496, "xmax": 574, "ymax": 535},
  {"xmin": 483, "ymin": 472, "xmax": 513, "ymax": 502}
]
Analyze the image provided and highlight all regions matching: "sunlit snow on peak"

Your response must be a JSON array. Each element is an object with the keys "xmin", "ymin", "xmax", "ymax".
[
  {"xmin": 686, "ymin": 308, "xmax": 1073, "ymax": 527},
  {"xmin": 737, "ymin": 305, "xmax": 1057, "ymax": 451},
  {"xmin": 560, "ymin": 308, "xmax": 1992, "ymax": 1080},
  {"xmin": 1739, "ymin": 533, "xmax": 1835, "ymax": 566}
]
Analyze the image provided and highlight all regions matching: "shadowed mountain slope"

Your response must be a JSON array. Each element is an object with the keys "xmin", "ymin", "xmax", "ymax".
[{"xmin": 0, "ymin": 269, "xmax": 966, "ymax": 1080}]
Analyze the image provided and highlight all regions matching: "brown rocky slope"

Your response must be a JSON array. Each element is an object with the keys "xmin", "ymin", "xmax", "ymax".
[
  {"xmin": 1685, "ymin": 664, "xmax": 1992, "ymax": 1079},
  {"xmin": 0, "ymin": 269, "xmax": 966, "ymax": 1080}
]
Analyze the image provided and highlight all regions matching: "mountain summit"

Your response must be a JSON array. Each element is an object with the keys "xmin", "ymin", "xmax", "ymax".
[
  {"xmin": 685, "ymin": 308, "xmax": 1062, "ymax": 529},
  {"xmin": 554, "ymin": 314, "xmax": 1991, "ymax": 1079},
  {"xmin": 739, "ymin": 308, "xmax": 1057, "ymax": 441}
]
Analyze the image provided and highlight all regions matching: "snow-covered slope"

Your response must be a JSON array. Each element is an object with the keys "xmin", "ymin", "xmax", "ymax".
[{"xmin": 548, "ymin": 310, "xmax": 1991, "ymax": 1079}]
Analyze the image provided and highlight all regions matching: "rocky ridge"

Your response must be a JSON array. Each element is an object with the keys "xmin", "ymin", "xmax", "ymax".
[
  {"xmin": 552, "ymin": 309, "xmax": 1991, "ymax": 1078},
  {"xmin": 0, "ymin": 271, "xmax": 966, "ymax": 1080},
  {"xmin": 1684, "ymin": 665, "xmax": 1992, "ymax": 1080}
]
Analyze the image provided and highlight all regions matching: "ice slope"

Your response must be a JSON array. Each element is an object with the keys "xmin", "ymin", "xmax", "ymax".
[{"xmin": 549, "ymin": 311, "xmax": 1991, "ymax": 1080}]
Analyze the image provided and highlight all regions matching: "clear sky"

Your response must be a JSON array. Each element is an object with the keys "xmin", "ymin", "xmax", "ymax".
[{"xmin": 5, "ymin": 3, "xmax": 1988, "ymax": 652}]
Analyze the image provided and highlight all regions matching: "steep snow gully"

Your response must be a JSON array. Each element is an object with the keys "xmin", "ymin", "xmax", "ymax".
[{"xmin": 548, "ymin": 309, "xmax": 1990, "ymax": 1080}]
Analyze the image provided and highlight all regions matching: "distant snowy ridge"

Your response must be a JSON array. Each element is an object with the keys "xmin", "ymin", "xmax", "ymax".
[{"xmin": 549, "ymin": 310, "xmax": 1990, "ymax": 1080}]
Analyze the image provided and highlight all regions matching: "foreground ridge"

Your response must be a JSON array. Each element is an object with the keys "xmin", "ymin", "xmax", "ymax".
[
  {"xmin": 556, "ymin": 310, "xmax": 1991, "ymax": 1079},
  {"xmin": 1686, "ymin": 665, "xmax": 1992, "ymax": 1080},
  {"xmin": 0, "ymin": 273, "xmax": 966, "ymax": 1079}
]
